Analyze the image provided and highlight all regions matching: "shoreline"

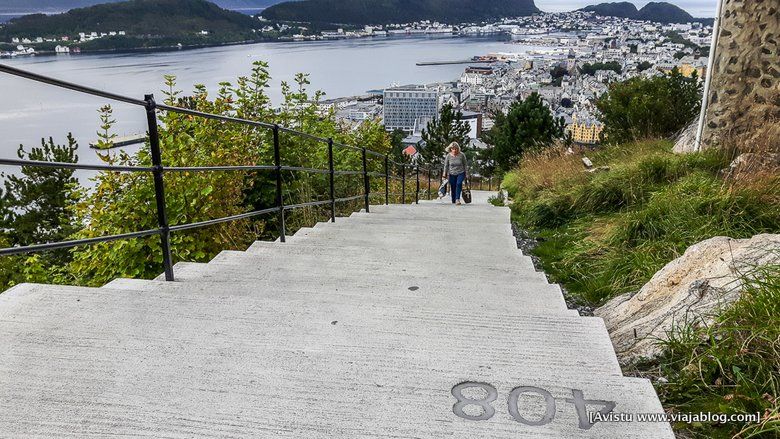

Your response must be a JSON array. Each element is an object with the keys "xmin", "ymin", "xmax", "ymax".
[{"xmin": 2, "ymin": 33, "xmax": 512, "ymax": 59}]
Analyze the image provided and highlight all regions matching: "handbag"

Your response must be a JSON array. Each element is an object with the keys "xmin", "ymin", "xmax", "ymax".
[
  {"xmin": 462, "ymin": 178, "xmax": 472, "ymax": 204},
  {"xmin": 438, "ymin": 181, "xmax": 448, "ymax": 198}
]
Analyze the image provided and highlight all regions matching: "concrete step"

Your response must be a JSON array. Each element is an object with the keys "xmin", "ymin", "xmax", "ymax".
[
  {"xmin": 159, "ymin": 261, "xmax": 571, "ymax": 315},
  {"xmin": 207, "ymin": 250, "xmax": 548, "ymax": 285},
  {"xmin": 0, "ymin": 283, "xmax": 673, "ymax": 438},
  {"xmin": 97, "ymin": 280, "xmax": 617, "ymax": 375},
  {"xmin": 245, "ymin": 240, "xmax": 537, "ymax": 272},
  {"xmin": 285, "ymin": 227, "xmax": 523, "ymax": 253},
  {"xmin": 106, "ymin": 277, "xmax": 578, "ymax": 317}
]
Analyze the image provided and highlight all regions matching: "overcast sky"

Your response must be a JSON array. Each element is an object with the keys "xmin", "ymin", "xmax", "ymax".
[{"xmin": 539, "ymin": 0, "xmax": 717, "ymax": 17}]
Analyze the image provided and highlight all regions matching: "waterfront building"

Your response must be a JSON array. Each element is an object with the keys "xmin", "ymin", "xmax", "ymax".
[{"xmin": 383, "ymin": 85, "xmax": 440, "ymax": 132}]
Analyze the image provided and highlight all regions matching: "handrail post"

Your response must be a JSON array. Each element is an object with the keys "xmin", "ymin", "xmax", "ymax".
[
  {"xmin": 427, "ymin": 167, "xmax": 431, "ymax": 200},
  {"xmin": 328, "ymin": 138, "xmax": 336, "ymax": 222},
  {"xmin": 144, "ymin": 94, "xmax": 174, "ymax": 281},
  {"xmin": 384, "ymin": 155, "xmax": 389, "ymax": 205},
  {"xmin": 273, "ymin": 125, "xmax": 286, "ymax": 242},
  {"xmin": 415, "ymin": 166, "xmax": 419, "ymax": 204},
  {"xmin": 361, "ymin": 147, "xmax": 370, "ymax": 213},
  {"xmin": 401, "ymin": 164, "xmax": 406, "ymax": 205}
]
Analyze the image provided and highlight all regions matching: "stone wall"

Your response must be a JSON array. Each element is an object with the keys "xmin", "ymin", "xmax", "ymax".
[{"xmin": 701, "ymin": 0, "xmax": 780, "ymax": 151}]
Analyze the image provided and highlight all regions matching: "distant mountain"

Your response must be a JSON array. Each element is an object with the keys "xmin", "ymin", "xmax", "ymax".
[
  {"xmin": 634, "ymin": 2, "xmax": 694, "ymax": 23},
  {"xmin": 0, "ymin": 0, "xmax": 283, "ymax": 14},
  {"xmin": 261, "ymin": 0, "xmax": 540, "ymax": 25},
  {"xmin": 579, "ymin": 1, "xmax": 711, "ymax": 24},
  {"xmin": 581, "ymin": 2, "xmax": 637, "ymax": 19},
  {"xmin": 1, "ymin": 0, "xmax": 259, "ymax": 37}
]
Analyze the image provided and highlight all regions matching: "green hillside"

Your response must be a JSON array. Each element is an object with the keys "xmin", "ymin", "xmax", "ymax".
[
  {"xmin": 580, "ymin": 2, "xmax": 638, "ymax": 19},
  {"xmin": 261, "ymin": 0, "xmax": 540, "ymax": 25},
  {"xmin": 1, "ymin": 0, "xmax": 259, "ymax": 38}
]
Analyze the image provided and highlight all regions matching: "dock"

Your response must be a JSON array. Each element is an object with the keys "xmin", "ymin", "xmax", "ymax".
[{"xmin": 89, "ymin": 133, "xmax": 146, "ymax": 149}]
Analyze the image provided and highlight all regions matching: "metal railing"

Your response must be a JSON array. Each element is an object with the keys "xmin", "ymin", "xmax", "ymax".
[{"xmin": 0, "ymin": 64, "xmax": 440, "ymax": 281}]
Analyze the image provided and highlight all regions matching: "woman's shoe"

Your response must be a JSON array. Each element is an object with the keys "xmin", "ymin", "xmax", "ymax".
[{"xmin": 456, "ymin": 201, "xmax": 462, "ymax": 205}]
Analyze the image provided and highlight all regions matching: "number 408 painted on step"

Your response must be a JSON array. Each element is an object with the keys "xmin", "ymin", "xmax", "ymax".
[{"xmin": 451, "ymin": 382, "xmax": 616, "ymax": 430}]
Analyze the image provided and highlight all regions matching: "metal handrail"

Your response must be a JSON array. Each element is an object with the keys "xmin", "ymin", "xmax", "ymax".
[
  {"xmin": 0, "ymin": 64, "xmax": 442, "ymax": 281},
  {"xmin": 0, "ymin": 157, "xmax": 155, "ymax": 173}
]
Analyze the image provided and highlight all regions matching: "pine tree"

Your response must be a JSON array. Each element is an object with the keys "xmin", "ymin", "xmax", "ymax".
[
  {"xmin": 0, "ymin": 134, "xmax": 80, "ymax": 265},
  {"xmin": 486, "ymin": 93, "xmax": 566, "ymax": 173}
]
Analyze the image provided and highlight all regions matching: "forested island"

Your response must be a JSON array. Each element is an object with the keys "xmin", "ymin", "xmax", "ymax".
[{"xmin": 0, "ymin": 0, "xmax": 272, "ymax": 53}]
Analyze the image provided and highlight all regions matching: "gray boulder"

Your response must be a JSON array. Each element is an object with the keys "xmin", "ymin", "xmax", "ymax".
[{"xmin": 595, "ymin": 234, "xmax": 780, "ymax": 364}]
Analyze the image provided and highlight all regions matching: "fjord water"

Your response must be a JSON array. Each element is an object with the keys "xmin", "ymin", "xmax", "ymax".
[{"xmin": 1, "ymin": 36, "xmax": 531, "ymax": 171}]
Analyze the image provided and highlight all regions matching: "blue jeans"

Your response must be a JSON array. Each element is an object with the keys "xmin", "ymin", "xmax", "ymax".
[{"xmin": 448, "ymin": 172, "xmax": 466, "ymax": 203}]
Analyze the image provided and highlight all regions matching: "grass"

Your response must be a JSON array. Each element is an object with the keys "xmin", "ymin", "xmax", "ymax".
[
  {"xmin": 504, "ymin": 140, "xmax": 780, "ymax": 306},
  {"xmin": 502, "ymin": 139, "xmax": 780, "ymax": 438},
  {"xmin": 653, "ymin": 264, "xmax": 780, "ymax": 438}
]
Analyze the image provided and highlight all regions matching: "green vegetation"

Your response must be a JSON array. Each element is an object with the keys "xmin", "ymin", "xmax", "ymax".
[
  {"xmin": 0, "ymin": 61, "xmax": 400, "ymax": 291},
  {"xmin": 261, "ymin": 0, "xmax": 539, "ymax": 25},
  {"xmin": 419, "ymin": 103, "xmax": 470, "ymax": 167},
  {"xmin": 655, "ymin": 264, "xmax": 780, "ymax": 438},
  {"xmin": 0, "ymin": 0, "xmax": 263, "ymax": 49},
  {"xmin": 504, "ymin": 140, "xmax": 779, "ymax": 305},
  {"xmin": 580, "ymin": 1, "xmax": 638, "ymax": 19},
  {"xmin": 596, "ymin": 68, "xmax": 701, "ymax": 144},
  {"xmin": 483, "ymin": 92, "xmax": 566, "ymax": 173},
  {"xmin": 579, "ymin": 61, "xmax": 622, "ymax": 76},
  {"xmin": 550, "ymin": 65, "xmax": 569, "ymax": 86},
  {"xmin": 0, "ymin": 136, "xmax": 81, "ymax": 288},
  {"xmin": 637, "ymin": 61, "xmax": 654, "ymax": 72}
]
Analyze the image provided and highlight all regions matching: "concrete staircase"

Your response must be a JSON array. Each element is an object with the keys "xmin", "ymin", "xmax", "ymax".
[{"xmin": 0, "ymin": 191, "xmax": 674, "ymax": 438}]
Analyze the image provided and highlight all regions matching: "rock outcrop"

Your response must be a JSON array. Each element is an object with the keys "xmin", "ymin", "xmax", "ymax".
[
  {"xmin": 672, "ymin": 120, "xmax": 698, "ymax": 154},
  {"xmin": 595, "ymin": 234, "xmax": 780, "ymax": 364}
]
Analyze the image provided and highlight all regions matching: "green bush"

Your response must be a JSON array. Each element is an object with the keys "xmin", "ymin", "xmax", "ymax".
[{"xmin": 596, "ymin": 69, "xmax": 701, "ymax": 144}]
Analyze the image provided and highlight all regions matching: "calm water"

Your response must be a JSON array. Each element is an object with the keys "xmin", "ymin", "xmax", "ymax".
[{"xmin": 0, "ymin": 36, "xmax": 538, "ymax": 173}]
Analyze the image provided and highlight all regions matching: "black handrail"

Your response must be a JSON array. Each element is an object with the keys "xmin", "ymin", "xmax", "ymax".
[{"xmin": 0, "ymin": 64, "xmax": 441, "ymax": 281}]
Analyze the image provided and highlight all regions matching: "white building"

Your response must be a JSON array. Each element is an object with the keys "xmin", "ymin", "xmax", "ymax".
[{"xmin": 383, "ymin": 85, "xmax": 440, "ymax": 132}]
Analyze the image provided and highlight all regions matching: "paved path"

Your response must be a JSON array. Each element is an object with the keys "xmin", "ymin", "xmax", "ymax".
[{"xmin": 0, "ymin": 191, "xmax": 673, "ymax": 437}]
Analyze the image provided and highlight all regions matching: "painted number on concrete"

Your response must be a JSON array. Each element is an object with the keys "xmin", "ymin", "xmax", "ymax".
[{"xmin": 451, "ymin": 382, "xmax": 617, "ymax": 430}]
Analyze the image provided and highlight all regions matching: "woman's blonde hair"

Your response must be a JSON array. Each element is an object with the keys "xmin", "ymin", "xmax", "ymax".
[{"xmin": 447, "ymin": 141, "xmax": 460, "ymax": 152}]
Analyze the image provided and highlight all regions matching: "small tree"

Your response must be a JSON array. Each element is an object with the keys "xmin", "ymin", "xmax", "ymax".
[
  {"xmin": 94, "ymin": 105, "xmax": 117, "ymax": 150},
  {"xmin": 420, "ymin": 103, "xmax": 470, "ymax": 167},
  {"xmin": 1, "ymin": 135, "xmax": 80, "ymax": 251},
  {"xmin": 485, "ymin": 93, "xmax": 566, "ymax": 173},
  {"xmin": 637, "ymin": 61, "xmax": 654, "ymax": 72}
]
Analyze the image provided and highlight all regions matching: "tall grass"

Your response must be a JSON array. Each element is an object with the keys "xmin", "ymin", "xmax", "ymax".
[
  {"xmin": 656, "ymin": 264, "xmax": 780, "ymax": 438},
  {"xmin": 503, "ymin": 140, "xmax": 780, "ymax": 305}
]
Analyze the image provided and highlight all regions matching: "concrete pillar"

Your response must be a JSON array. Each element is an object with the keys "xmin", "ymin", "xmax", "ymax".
[{"xmin": 701, "ymin": 0, "xmax": 780, "ymax": 150}]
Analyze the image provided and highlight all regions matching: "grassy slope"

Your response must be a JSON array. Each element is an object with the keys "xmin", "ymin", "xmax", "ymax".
[
  {"xmin": 502, "ymin": 140, "xmax": 780, "ymax": 438},
  {"xmin": 504, "ymin": 140, "xmax": 779, "ymax": 305}
]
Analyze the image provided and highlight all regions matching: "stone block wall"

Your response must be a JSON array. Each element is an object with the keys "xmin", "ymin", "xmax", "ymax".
[{"xmin": 701, "ymin": 0, "xmax": 780, "ymax": 151}]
